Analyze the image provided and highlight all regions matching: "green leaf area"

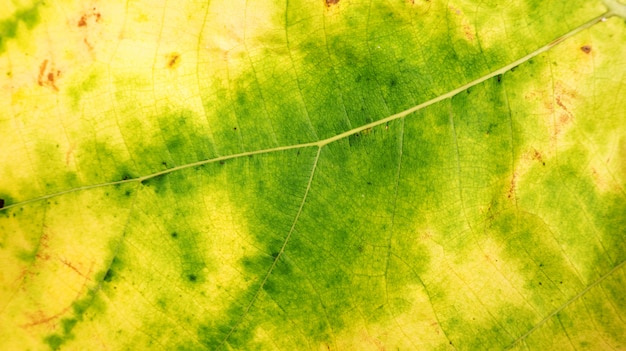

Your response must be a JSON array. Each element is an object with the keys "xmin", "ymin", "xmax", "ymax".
[{"xmin": 1, "ymin": 0, "xmax": 625, "ymax": 350}]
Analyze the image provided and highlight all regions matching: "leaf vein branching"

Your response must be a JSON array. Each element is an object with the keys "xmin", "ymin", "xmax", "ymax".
[
  {"xmin": 214, "ymin": 146, "xmax": 322, "ymax": 351},
  {"xmin": 504, "ymin": 258, "xmax": 626, "ymax": 350},
  {"xmin": 0, "ymin": 12, "xmax": 608, "ymax": 212}
]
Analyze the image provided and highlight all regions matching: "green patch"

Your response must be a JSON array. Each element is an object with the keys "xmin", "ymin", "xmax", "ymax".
[
  {"xmin": 1, "ymin": 0, "xmax": 625, "ymax": 350},
  {"xmin": 66, "ymin": 70, "xmax": 101, "ymax": 111},
  {"xmin": 0, "ymin": 3, "xmax": 41, "ymax": 53}
]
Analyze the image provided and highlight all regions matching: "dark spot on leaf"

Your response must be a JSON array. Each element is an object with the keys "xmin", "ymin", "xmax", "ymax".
[
  {"xmin": 103, "ymin": 269, "xmax": 114, "ymax": 282},
  {"xmin": 233, "ymin": 127, "xmax": 237, "ymax": 130},
  {"xmin": 171, "ymin": 232, "xmax": 178, "ymax": 239},
  {"xmin": 219, "ymin": 160, "xmax": 225, "ymax": 165},
  {"xmin": 497, "ymin": 74, "xmax": 502, "ymax": 83},
  {"xmin": 538, "ymin": 281, "xmax": 542, "ymax": 285},
  {"xmin": 166, "ymin": 52, "xmax": 181, "ymax": 69},
  {"xmin": 580, "ymin": 45, "xmax": 591, "ymax": 54},
  {"xmin": 0, "ymin": 198, "xmax": 4, "ymax": 209},
  {"xmin": 188, "ymin": 274, "xmax": 197, "ymax": 282},
  {"xmin": 325, "ymin": 0, "xmax": 339, "ymax": 6}
]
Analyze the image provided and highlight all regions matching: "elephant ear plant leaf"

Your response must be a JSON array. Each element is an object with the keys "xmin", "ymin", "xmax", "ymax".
[{"xmin": 1, "ymin": 0, "xmax": 625, "ymax": 350}]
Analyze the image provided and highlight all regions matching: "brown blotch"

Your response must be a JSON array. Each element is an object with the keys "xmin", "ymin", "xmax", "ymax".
[
  {"xmin": 325, "ymin": 0, "xmax": 339, "ymax": 6},
  {"xmin": 37, "ymin": 60, "xmax": 60, "ymax": 91},
  {"xmin": 166, "ymin": 53, "xmax": 181, "ymax": 69},
  {"xmin": 531, "ymin": 148, "xmax": 545, "ymax": 166},
  {"xmin": 507, "ymin": 172, "xmax": 517, "ymax": 199},
  {"xmin": 556, "ymin": 96, "xmax": 569, "ymax": 113},
  {"xmin": 580, "ymin": 45, "xmax": 591, "ymax": 54},
  {"xmin": 37, "ymin": 60, "xmax": 48, "ymax": 86},
  {"xmin": 77, "ymin": 8, "xmax": 102, "ymax": 27},
  {"xmin": 78, "ymin": 15, "xmax": 87, "ymax": 27}
]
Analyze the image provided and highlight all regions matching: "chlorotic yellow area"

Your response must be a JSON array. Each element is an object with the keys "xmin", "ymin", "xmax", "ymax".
[
  {"xmin": 309, "ymin": 283, "xmax": 453, "ymax": 350},
  {"xmin": 56, "ymin": 175, "xmax": 263, "ymax": 350},
  {"xmin": 0, "ymin": 187, "xmax": 135, "ymax": 350},
  {"xmin": 0, "ymin": 0, "xmax": 126, "ymax": 201}
]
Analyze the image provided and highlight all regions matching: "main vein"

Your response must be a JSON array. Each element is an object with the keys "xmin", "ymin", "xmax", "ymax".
[{"xmin": 1, "ymin": 12, "xmax": 608, "ymax": 211}]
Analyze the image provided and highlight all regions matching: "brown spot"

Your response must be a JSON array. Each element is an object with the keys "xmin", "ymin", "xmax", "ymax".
[
  {"xmin": 549, "ymin": 81, "xmax": 577, "ymax": 140},
  {"xmin": 531, "ymin": 148, "xmax": 545, "ymax": 165},
  {"xmin": 580, "ymin": 45, "xmax": 591, "ymax": 54},
  {"xmin": 37, "ymin": 60, "xmax": 60, "ymax": 91},
  {"xmin": 507, "ymin": 172, "xmax": 517, "ymax": 200},
  {"xmin": 77, "ymin": 9, "xmax": 102, "ymax": 28},
  {"xmin": 325, "ymin": 0, "xmax": 339, "ymax": 6},
  {"xmin": 83, "ymin": 37, "xmax": 94, "ymax": 51},
  {"xmin": 78, "ymin": 15, "xmax": 87, "ymax": 27},
  {"xmin": 60, "ymin": 258, "xmax": 88, "ymax": 278},
  {"xmin": 556, "ymin": 96, "xmax": 569, "ymax": 113},
  {"xmin": 47, "ymin": 71, "xmax": 59, "ymax": 91},
  {"xmin": 166, "ymin": 53, "xmax": 181, "ymax": 69},
  {"xmin": 37, "ymin": 60, "xmax": 48, "ymax": 86}
]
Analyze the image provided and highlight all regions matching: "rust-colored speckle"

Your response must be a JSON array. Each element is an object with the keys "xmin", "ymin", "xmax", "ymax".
[
  {"xmin": 531, "ymin": 148, "xmax": 545, "ymax": 165},
  {"xmin": 77, "ymin": 8, "xmax": 102, "ymax": 27},
  {"xmin": 166, "ymin": 53, "xmax": 181, "ymax": 69},
  {"xmin": 325, "ymin": 0, "xmax": 339, "ymax": 6},
  {"xmin": 37, "ymin": 60, "xmax": 48, "ymax": 86},
  {"xmin": 580, "ymin": 45, "xmax": 591, "ymax": 54},
  {"xmin": 556, "ymin": 96, "xmax": 569, "ymax": 113},
  {"xmin": 507, "ymin": 172, "xmax": 517, "ymax": 199},
  {"xmin": 78, "ymin": 15, "xmax": 87, "ymax": 27},
  {"xmin": 37, "ymin": 60, "xmax": 60, "ymax": 91}
]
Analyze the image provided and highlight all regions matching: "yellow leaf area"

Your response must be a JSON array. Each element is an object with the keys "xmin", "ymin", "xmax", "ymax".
[{"xmin": 1, "ymin": 0, "xmax": 625, "ymax": 350}]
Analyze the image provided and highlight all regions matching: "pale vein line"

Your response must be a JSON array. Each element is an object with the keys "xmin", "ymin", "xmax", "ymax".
[
  {"xmin": 504, "ymin": 258, "xmax": 626, "ymax": 350},
  {"xmin": 0, "ymin": 12, "xmax": 608, "ymax": 212},
  {"xmin": 215, "ymin": 146, "xmax": 322, "ymax": 351}
]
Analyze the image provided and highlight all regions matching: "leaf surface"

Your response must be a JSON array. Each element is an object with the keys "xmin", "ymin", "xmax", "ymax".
[{"xmin": 1, "ymin": 0, "xmax": 625, "ymax": 350}]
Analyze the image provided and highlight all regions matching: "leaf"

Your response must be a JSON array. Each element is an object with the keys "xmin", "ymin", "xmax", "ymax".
[{"xmin": 1, "ymin": 0, "xmax": 625, "ymax": 350}]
